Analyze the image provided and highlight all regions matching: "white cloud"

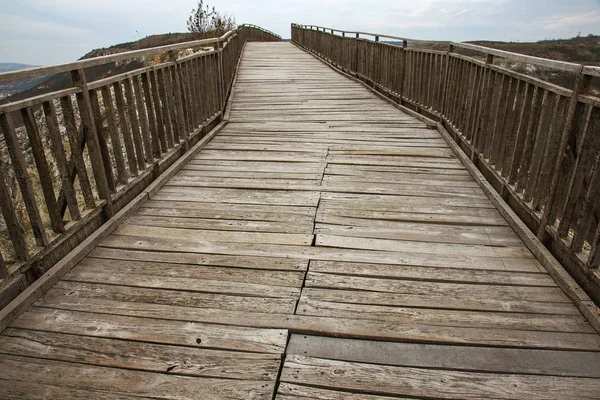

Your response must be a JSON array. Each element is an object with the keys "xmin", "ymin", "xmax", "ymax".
[
  {"xmin": 0, "ymin": 14, "xmax": 93, "ymax": 37},
  {"xmin": 541, "ymin": 10, "xmax": 600, "ymax": 30}
]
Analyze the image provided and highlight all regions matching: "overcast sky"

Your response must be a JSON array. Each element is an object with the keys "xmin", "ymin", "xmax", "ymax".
[{"xmin": 1, "ymin": 0, "xmax": 599, "ymax": 66}]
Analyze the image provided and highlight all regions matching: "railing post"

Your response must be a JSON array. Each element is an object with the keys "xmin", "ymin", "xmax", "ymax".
[
  {"xmin": 71, "ymin": 68, "xmax": 113, "ymax": 212},
  {"xmin": 0, "ymin": 251, "xmax": 7, "ymax": 278},
  {"xmin": 471, "ymin": 54, "xmax": 494, "ymax": 156},
  {"xmin": 471, "ymin": 53, "xmax": 495, "ymax": 159},
  {"xmin": 217, "ymin": 40, "xmax": 225, "ymax": 111},
  {"xmin": 0, "ymin": 158, "xmax": 29, "ymax": 261},
  {"xmin": 355, "ymin": 33, "xmax": 360, "ymax": 73},
  {"xmin": 0, "ymin": 112, "xmax": 48, "ymax": 246},
  {"xmin": 168, "ymin": 50, "xmax": 188, "ymax": 145},
  {"xmin": 440, "ymin": 44, "xmax": 454, "ymax": 115},
  {"xmin": 537, "ymin": 66, "xmax": 588, "ymax": 240},
  {"xmin": 399, "ymin": 40, "xmax": 408, "ymax": 100}
]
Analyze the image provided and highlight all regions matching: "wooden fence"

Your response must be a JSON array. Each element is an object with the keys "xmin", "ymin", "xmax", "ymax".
[
  {"xmin": 0, "ymin": 24, "xmax": 280, "ymax": 306},
  {"xmin": 292, "ymin": 23, "xmax": 600, "ymax": 302}
]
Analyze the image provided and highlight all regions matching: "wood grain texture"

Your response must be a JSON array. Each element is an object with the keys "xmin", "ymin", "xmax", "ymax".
[{"xmin": 1, "ymin": 41, "xmax": 599, "ymax": 399}]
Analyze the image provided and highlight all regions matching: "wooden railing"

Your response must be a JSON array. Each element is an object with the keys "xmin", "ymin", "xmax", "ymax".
[
  {"xmin": 0, "ymin": 24, "xmax": 280, "ymax": 306},
  {"xmin": 292, "ymin": 23, "xmax": 600, "ymax": 302}
]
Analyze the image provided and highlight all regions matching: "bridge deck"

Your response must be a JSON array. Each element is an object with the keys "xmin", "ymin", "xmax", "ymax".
[{"xmin": 1, "ymin": 42, "xmax": 599, "ymax": 399}]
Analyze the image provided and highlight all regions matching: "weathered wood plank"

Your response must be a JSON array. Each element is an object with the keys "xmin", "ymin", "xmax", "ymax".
[
  {"xmin": 0, "ymin": 354, "xmax": 275, "ymax": 399},
  {"xmin": 12, "ymin": 307, "xmax": 288, "ymax": 354},
  {"xmin": 286, "ymin": 334, "xmax": 600, "ymax": 378},
  {"xmin": 280, "ymin": 355, "xmax": 600, "ymax": 400},
  {"xmin": 0, "ymin": 328, "xmax": 282, "ymax": 380}
]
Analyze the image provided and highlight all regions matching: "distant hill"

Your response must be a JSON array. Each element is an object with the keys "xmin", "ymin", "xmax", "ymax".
[
  {"xmin": 0, "ymin": 63, "xmax": 49, "ymax": 101},
  {"xmin": 0, "ymin": 63, "xmax": 39, "ymax": 73}
]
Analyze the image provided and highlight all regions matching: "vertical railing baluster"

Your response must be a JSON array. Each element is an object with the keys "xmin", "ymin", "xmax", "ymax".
[
  {"xmin": 71, "ymin": 68, "xmax": 112, "ymax": 209},
  {"xmin": 20, "ymin": 106, "xmax": 64, "ymax": 233},
  {"xmin": 60, "ymin": 95, "xmax": 96, "ymax": 209},
  {"xmin": 537, "ymin": 68, "xmax": 589, "ymax": 239},
  {"xmin": 0, "ymin": 159, "xmax": 29, "ymax": 260},
  {"xmin": 113, "ymin": 81, "xmax": 139, "ymax": 177}
]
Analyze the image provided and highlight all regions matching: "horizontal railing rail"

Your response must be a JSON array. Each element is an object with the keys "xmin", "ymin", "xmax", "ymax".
[
  {"xmin": 292, "ymin": 23, "xmax": 600, "ymax": 303},
  {"xmin": 0, "ymin": 24, "xmax": 280, "ymax": 306}
]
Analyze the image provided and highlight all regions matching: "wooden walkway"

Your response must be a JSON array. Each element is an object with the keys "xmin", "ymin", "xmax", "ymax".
[{"xmin": 1, "ymin": 42, "xmax": 600, "ymax": 399}]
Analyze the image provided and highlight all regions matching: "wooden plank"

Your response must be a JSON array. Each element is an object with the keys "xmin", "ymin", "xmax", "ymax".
[
  {"xmin": 126, "ymin": 214, "xmax": 314, "ymax": 233},
  {"xmin": 305, "ymin": 271, "xmax": 569, "ymax": 302},
  {"xmin": 48, "ymin": 280, "xmax": 297, "ymax": 314},
  {"xmin": 286, "ymin": 334, "xmax": 600, "ymax": 378},
  {"xmin": 72, "ymin": 256, "xmax": 304, "ymax": 287},
  {"xmin": 99, "ymin": 235, "xmax": 545, "ymax": 272},
  {"xmin": 280, "ymin": 355, "xmax": 600, "ymax": 400},
  {"xmin": 0, "ymin": 379, "xmax": 143, "ymax": 400},
  {"xmin": 314, "ymin": 222, "xmax": 521, "ymax": 246},
  {"xmin": 296, "ymin": 297, "xmax": 593, "ymax": 332},
  {"xmin": 0, "ymin": 354, "xmax": 276, "ymax": 399},
  {"xmin": 302, "ymin": 287, "xmax": 579, "ymax": 315},
  {"xmin": 320, "ymin": 192, "xmax": 494, "ymax": 208},
  {"xmin": 0, "ymin": 328, "xmax": 282, "ymax": 380},
  {"xmin": 112, "ymin": 224, "xmax": 314, "ymax": 246},
  {"xmin": 154, "ymin": 187, "xmax": 321, "ymax": 207},
  {"xmin": 88, "ymin": 247, "xmax": 308, "ymax": 271},
  {"xmin": 167, "ymin": 175, "xmax": 320, "ymax": 190},
  {"xmin": 315, "ymin": 234, "xmax": 532, "ymax": 258},
  {"xmin": 317, "ymin": 208, "xmax": 508, "ymax": 226},
  {"xmin": 61, "ymin": 267, "xmax": 300, "ymax": 298},
  {"xmin": 12, "ymin": 307, "xmax": 288, "ymax": 354},
  {"xmin": 277, "ymin": 383, "xmax": 401, "ymax": 400},
  {"xmin": 142, "ymin": 199, "xmax": 317, "ymax": 216},
  {"xmin": 31, "ymin": 292, "xmax": 600, "ymax": 350},
  {"xmin": 308, "ymin": 260, "xmax": 553, "ymax": 286}
]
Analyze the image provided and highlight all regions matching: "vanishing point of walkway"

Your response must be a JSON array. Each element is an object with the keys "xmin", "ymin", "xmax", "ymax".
[{"xmin": 0, "ymin": 42, "xmax": 599, "ymax": 399}]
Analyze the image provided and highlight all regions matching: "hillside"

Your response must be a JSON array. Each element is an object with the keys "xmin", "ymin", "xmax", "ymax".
[
  {"xmin": 0, "ymin": 31, "xmax": 214, "ymax": 104},
  {"xmin": 386, "ymin": 34, "xmax": 600, "ymax": 91},
  {"xmin": 469, "ymin": 34, "xmax": 600, "ymax": 66},
  {"xmin": 0, "ymin": 63, "xmax": 48, "ymax": 101}
]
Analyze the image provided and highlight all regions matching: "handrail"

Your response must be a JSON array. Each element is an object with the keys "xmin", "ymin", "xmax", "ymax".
[
  {"xmin": 450, "ymin": 42, "xmax": 582, "ymax": 72},
  {"xmin": 291, "ymin": 23, "xmax": 437, "ymax": 44},
  {"xmin": 0, "ymin": 24, "xmax": 280, "ymax": 308},
  {"xmin": 0, "ymin": 24, "xmax": 281, "ymax": 85},
  {"xmin": 291, "ymin": 23, "xmax": 600, "ymax": 304},
  {"xmin": 292, "ymin": 23, "xmax": 595, "ymax": 74}
]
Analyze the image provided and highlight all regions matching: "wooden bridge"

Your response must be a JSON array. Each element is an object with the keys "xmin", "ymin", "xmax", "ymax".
[{"xmin": 0, "ymin": 24, "xmax": 599, "ymax": 398}]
